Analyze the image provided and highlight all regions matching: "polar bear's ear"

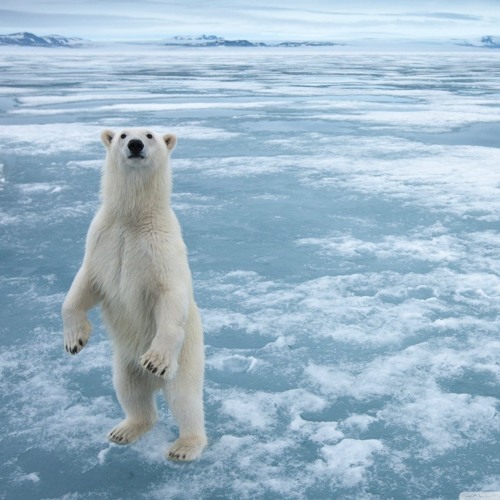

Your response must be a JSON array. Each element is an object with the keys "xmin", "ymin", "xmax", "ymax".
[
  {"xmin": 163, "ymin": 134, "xmax": 177, "ymax": 152},
  {"xmin": 101, "ymin": 130, "xmax": 115, "ymax": 149}
]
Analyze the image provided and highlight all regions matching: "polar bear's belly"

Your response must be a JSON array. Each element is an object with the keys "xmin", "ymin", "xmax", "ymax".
[{"xmin": 91, "ymin": 227, "xmax": 158, "ymax": 354}]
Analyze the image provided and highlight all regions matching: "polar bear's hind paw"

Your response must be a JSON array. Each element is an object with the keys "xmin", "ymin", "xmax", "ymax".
[
  {"xmin": 108, "ymin": 420, "xmax": 153, "ymax": 445},
  {"xmin": 167, "ymin": 436, "xmax": 207, "ymax": 461}
]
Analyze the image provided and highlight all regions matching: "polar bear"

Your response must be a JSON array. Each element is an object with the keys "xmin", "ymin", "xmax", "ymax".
[{"xmin": 62, "ymin": 128, "xmax": 207, "ymax": 461}]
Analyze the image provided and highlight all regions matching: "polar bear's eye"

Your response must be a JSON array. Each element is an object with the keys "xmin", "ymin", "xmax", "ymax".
[
  {"xmin": 120, "ymin": 134, "xmax": 127, "ymax": 139},
  {"xmin": 146, "ymin": 134, "xmax": 153, "ymax": 139}
]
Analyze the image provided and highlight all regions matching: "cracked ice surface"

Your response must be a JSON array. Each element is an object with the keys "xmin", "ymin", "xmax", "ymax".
[{"xmin": 0, "ymin": 47, "xmax": 499, "ymax": 499}]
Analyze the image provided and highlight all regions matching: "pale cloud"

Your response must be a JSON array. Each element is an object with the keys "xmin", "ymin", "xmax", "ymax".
[{"xmin": 0, "ymin": 1, "xmax": 498, "ymax": 41}]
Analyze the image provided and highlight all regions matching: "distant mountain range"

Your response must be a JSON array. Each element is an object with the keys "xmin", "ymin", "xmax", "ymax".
[
  {"xmin": 0, "ymin": 32, "xmax": 89, "ymax": 47},
  {"xmin": 164, "ymin": 35, "xmax": 266, "ymax": 47},
  {"xmin": 163, "ymin": 35, "xmax": 342, "ymax": 47},
  {"xmin": 1, "ymin": 32, "xmax": 500, "ymax": 50},
  {"xmin": 0, "ymin": 32, "xmax": 342, "ymax": 48},
  {"xmin": 459, "ymin": 35, "xmax": 500, "ymax": 48}
]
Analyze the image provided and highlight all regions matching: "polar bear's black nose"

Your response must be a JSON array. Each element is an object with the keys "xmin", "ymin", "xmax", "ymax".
[{"xmin": 128, "ymin": 139, "xmax": 144, "ymax": 156}]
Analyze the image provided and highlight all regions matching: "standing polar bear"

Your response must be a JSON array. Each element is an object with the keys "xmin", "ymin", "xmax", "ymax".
[{"xmin": 62, "ymin": 128, "xmax": 207, "ymax": 461}]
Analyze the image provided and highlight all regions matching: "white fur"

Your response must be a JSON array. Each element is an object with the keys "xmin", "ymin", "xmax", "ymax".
[{"xmin": 62, "ymin": 128, "xmax": 207, "ymax": 461}]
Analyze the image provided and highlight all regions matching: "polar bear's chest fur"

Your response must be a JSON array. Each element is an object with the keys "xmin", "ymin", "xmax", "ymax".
[
  {"xmin": 87, "ymin": 211, "xmax": 189, "ymax": 356},
  {"xmin": 91, "ymin": 219, "xmax": 164, "ymax": 301}
]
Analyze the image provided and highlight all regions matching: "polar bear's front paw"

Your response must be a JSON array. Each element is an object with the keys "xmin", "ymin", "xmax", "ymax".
[
  {"xmin": 167, "ymin": 436, "xmax": 207, "ymax": 461},
  {"xmin": 140, "ymin": 349, "xmax": 178, "ymax": 380},
  {"xmin": 63, "ymin": 318, "xmax": 92, "ymax": 355}
]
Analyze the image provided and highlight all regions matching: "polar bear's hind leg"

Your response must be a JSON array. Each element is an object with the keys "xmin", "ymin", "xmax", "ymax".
[
  {"xmin": 108, "ymin": 358, "xmax": 159, "ymax": 444},
  {"xmin": 163, "ymin": 346, "xmax": 207, "ymax": 461}
]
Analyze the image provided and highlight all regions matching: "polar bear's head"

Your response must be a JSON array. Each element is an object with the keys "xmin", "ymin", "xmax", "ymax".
[{"xmin": 100, "ymin": 128, "xmax": 177, "ymax": 170}]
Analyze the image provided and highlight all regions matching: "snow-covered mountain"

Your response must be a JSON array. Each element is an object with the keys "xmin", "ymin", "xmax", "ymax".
[
  {"xmin": 4, "ymin": 31, "xmax": 499, "ymax": 50},
  {"xmin": 0, "ymin": 32, "xmax": 89, "ymax": 47},
  {"xmin": 162, "ymin": 35, "xmax": 342, "ymax": 47},
  {"xmin": 458, "ymin": 35, "xmax": 500, "ymax": 48},
  {"xmin": 162, "ymin": 35, "xmax": 266, "ymax": 47},
  {"xmin": 478, "ymin": 36, "xmax": 500, "ymax": 48},
  {"xmin": 0, "ymin": 32, "xmax": 342, "ymax": 48}
]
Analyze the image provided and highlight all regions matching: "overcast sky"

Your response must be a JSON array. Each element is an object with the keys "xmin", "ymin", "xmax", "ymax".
[{"xmin": 0, "ymin": 1, "xmax": 498, "ymax": 42}]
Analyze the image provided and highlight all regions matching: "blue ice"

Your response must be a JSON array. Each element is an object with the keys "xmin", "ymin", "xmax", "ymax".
[{"xmin": 0, "ymin": 46, "xmax": 499, "ymax": 499}]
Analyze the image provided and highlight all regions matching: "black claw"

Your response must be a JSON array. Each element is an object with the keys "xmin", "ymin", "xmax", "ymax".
[
  {"xmin": 79, "ymin": 339, "xmax": 84, "ymax": 346},
  {"xmin": 71, "ymin": 346, "xmax": 78, "ymax": 354},
  {"xmin": 160, "ymin": 368, "xmax": 166, "ymax": 376},
  {"xmin": 147, "ymin": 362, "xmax": 154, "ymax": 371},
  {"xmin": 152, "ymin": 367, "xmax": 158, "ymax": 374}
]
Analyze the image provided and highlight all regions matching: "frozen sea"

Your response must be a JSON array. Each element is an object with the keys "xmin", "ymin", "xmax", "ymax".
[{"xmin": 0, "ymin": 45, "xmax": 499, "ymax": 499}]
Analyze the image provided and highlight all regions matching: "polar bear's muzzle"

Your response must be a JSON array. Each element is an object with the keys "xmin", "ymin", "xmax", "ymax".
[{"xmin": 127, "ymin": 139, "xmax": 145, "ymax": 159}]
